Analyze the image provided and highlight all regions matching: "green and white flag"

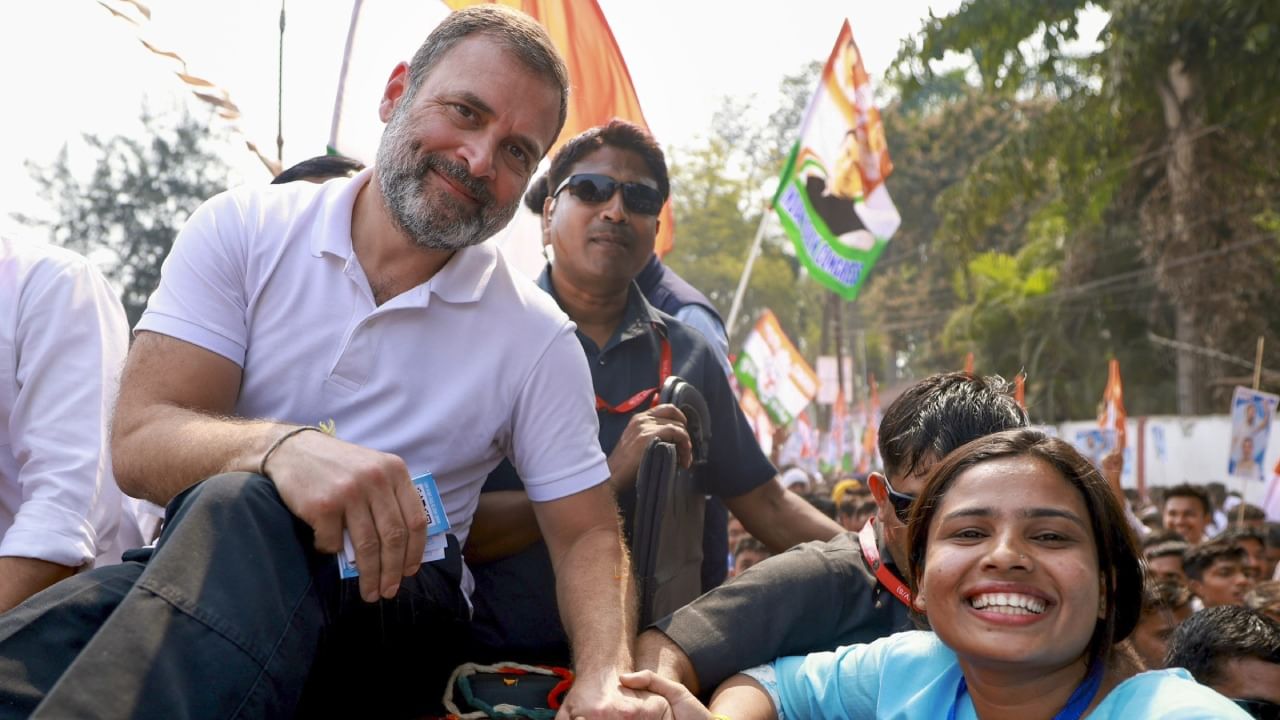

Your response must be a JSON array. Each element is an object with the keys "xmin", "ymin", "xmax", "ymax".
[
  {"xmin": 773, "ymin": 21, "xmax": 900, "ymax": 300},
  {"xmin": 734, "ymin": 309, "xmax": 819, "ymax": 427}
]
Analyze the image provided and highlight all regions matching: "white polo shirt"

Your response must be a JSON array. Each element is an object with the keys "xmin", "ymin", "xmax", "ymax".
[
  {"xmin": 136, "ymin": 170, "xmax": 609, "ymax": 547},
  {"xmin": 0, "ymin": 238, "xmax": 126, "ymax": 567}
]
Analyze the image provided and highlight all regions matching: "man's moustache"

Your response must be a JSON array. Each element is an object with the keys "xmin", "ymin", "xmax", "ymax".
[{"xmin": 422, "ymin": 155, "xmax": 492, "ymax": 204}]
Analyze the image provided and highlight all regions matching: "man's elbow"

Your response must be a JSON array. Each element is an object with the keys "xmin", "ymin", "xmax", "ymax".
[{"xmin": 109, "ymin": 402, "xmax": 148, "ymax": 499}]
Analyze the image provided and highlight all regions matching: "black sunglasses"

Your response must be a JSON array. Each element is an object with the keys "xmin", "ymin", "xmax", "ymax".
[
  {"xmin": 1236, "ymin": 698, "xmax": 1280, "ymax": 720},
  {"xmin": 882, "ymin": 475, "xmax": 917, "ymax": 524},
  {"xmin": 552, "ymin": 173, "xmax": 664, "ymax": 216}
]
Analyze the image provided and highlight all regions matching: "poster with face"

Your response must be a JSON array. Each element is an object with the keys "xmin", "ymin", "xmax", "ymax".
[
  {"xmin": 1228, "ymin": 386, "xmax": 1279, "ymax": 481},
  {"xmin": 1073, "ymin": 428, "xmax": 1116, "ymax": 471}
]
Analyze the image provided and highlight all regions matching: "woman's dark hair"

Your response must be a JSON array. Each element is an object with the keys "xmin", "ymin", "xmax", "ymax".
[{"xmin": 905, "ymin": 428, "xmax": 1144, "ymax": 672}]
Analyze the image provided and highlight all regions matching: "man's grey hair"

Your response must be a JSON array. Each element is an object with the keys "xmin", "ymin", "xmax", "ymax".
[{"xmin": 406, "ymin": 5, "xmax": 570, "ymax": 148}]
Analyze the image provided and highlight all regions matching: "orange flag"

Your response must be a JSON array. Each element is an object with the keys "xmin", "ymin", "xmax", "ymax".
[
  {"xmin": 1014, "ymin": 373, "xmax": 1026, "ymax": 409},
  {"xmin": 963, "ymin": 352, "xmax": 975, "ymax": 375},
  {"xmin": 1099, "ymin": 359, "xmax": 1127, "ymax": 450},
  {"xmin": 444, "ymin": 0, "xmax": 675, "ymax": 256}
]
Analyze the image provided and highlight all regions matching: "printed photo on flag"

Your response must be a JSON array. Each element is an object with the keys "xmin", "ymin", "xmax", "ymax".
[
  {"xmin": 773, "ymin": 21, "xmax": 900, "ymax": 300},
  {"xmin": 734, "ymin": 310, "xmax": 819, "ymax": 426},
  {"xmin": 1229, "ymin": 386, "xmax": 1279, "ymax": 481}
]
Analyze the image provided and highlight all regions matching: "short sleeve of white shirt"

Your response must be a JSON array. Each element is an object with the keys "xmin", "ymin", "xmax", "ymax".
[
  {"xmin": 136, "ymin": 189, "xmax": 250, "ymax": 365},
  {"xmin": 0, "ymin": 239, "xmax": 127, "ymax": 566},
  {"xmin": 506, "ymin": 320, "xmax": 610, "ymax": 503}
]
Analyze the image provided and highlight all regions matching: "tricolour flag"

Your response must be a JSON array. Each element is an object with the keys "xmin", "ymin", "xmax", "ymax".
[
  {"xmin": 779, "ymin": 409, "xmax": 819, "ymax": 474},
  {"xmin": 772, "ymin": 21, "xmax": 900, "ymax": 300},
  {"xmin": 859, "ymin": 374, "xmax": 881, "ymax": 473},
  {"xmin": 737, "ymin": 386, "xmax": 775, "ymax": 458},
  {"xmin": 734, "ymin": 310, "xmax": 819, "ymax": 427},
  {"xmin": 1098, "ymin": 359, "xmax": 1126, "ymax": 450}
]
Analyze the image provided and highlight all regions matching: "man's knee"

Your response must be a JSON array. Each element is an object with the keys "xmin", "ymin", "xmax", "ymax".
[
  {"xmin": 161, "ymin": 472, "xmax": 293, "ymax": 545},
  {"xmin": 168, "ymin": 472, "xmax": 278, "ymax": 516}
]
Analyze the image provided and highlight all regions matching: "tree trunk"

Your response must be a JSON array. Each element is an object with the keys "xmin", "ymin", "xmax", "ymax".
[{"xmin": 1157, "ymin": 59, "xmax": 1204, "ymax": 415}]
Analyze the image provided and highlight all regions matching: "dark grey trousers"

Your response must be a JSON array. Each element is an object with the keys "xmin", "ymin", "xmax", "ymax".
[{"xmin": 0, "ymin": 473, "xmax": 468, "ymax": 719}]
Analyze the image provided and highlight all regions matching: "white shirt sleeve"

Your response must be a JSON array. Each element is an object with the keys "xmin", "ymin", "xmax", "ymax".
[
  {"xmin": 507, "ymin": 320, "xmax": 610, "ymax": 502},
  {"xmin": 134, "ymin": 191, "xmax": 251, "ymax": 365},
  {"xmin": 3, "ymin": 254, "xmax": 128, "ymax": 566}
]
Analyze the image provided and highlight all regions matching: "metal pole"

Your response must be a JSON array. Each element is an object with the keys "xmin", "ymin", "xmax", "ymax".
[
  {"xmin": 328, "ymin": 0, "xmax": 365, "ymax": 153},
  {"xmin": 724, "ymin": 211, "xmax": 771, "ymax": 338},
  {"xmin": 276, "ymin": 0, "xmax": 286, "ymax": 165}
]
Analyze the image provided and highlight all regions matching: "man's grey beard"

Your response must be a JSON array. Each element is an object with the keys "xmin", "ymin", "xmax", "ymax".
[{"xmin": 375, "ymin": 107, "xmax": 520, "ymax": 251}]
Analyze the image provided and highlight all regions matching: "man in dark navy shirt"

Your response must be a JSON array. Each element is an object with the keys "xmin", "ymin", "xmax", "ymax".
[{"xmin": 463, "ymin": 120, "xmax": 842, "ymax": 664}]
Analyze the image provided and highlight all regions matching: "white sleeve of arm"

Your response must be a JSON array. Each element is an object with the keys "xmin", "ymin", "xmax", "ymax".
[
  {"xmin": 3, "ymin": 259, "xmax": 129, "ymax": 566},
  {"xmin": 508, "ymin": 321, "xmax": 610, "ymax": 502},
  {"xmin": 134, "ymin": 191, "xmax": 251, "ymax": 366}
]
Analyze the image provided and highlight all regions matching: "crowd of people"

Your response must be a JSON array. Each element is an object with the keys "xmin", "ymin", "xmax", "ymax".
[{"xmin": 0, "ymin": 5, "xmax": 1277, "ymax": 719}]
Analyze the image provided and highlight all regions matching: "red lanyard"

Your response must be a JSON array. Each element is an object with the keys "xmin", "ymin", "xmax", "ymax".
[
  {"xmin": 858, "ymin": 518, "xmax": 912, "ymax": 608},
  {"xmin": 595, "ymin": 330, "xmax": 672, "ymax": 414}
]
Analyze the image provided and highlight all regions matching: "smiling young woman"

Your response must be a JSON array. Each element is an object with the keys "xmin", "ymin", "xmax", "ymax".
[{"xmin": 624, "ymin": 429, "xmax": 1251, "ymax": 719}]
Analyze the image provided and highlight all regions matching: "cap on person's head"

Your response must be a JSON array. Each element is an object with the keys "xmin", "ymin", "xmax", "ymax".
[
  {"xmin": 831, "ymin": 478, "xmax": 863, "ymax": 505},
  {"xmin": 780, "ymin": 467, "xmax": 810, "ymax": 493}
]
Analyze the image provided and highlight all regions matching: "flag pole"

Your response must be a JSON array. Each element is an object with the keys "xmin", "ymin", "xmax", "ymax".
[
  {"xmin": 725, "ymin": 209, "xmax": 771, "ymax": 338},
  {"xmin": 276, "ymin": 0, "xmax": 286, "ymax": 165},
  {"xmin": 327, "ymin": 0, "xmax": 365, "ymax": 154}
]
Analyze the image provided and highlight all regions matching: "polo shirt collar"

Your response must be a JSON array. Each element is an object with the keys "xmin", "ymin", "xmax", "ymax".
[
  {"xmin": 536, "ymin": 265, "xmax": 667, "ymax": 351},
  {"xmin": 310, "ymin": 168, "xmax": 497, "ymax": 306},
  {"xmin": 309, "ymin": 168, "xmax": 368, "ymax": 260}
]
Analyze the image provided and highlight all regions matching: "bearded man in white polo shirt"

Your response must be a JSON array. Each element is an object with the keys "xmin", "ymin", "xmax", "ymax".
[{"xmin": 0, "ymin": 7, "xmax": 661, "ymax": 720}]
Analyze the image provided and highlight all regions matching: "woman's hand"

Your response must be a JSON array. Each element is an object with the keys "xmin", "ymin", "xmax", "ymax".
[{"xmin": 620, "ymin": 670, "xmax": 711, "ymax": 720}]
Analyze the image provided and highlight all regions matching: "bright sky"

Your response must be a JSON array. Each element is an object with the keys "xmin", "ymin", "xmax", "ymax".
[{"xmin": 0, "ymin": 0, "xmax": 975, "ymax": 242}]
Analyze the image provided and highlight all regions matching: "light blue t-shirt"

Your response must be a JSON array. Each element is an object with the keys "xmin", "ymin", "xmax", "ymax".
[{"xmin": 745, "ymin": 631, "xmax": 1249, "ymax": 719}]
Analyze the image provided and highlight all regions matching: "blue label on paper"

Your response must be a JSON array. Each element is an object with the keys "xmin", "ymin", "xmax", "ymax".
[{"xmin": 337, "ymin": 473, "xmax": 451, "ymax": 579}]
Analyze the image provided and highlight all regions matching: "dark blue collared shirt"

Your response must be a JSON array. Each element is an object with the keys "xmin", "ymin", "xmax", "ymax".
[{"xmin": 466, "ymin": 267, "xmax": 776, "ymax": 663}]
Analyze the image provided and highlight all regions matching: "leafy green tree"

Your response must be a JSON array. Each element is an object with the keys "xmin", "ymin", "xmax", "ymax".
[
  {"xmin": 15, "ymin": 109, "xmax": 231, "ymax": 326},
  {"xmin": 891, "ymin": 0, "xmax": 1280, "ymax": 415}
]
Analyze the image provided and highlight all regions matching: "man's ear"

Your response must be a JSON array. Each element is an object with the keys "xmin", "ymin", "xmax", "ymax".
[
  {"xmin": 1186, "ymin": 578, "xmax": 1204, "ymax": 601},
  {"xmin": 912, "ymin": 590, "xmax": 927, "ymax": 613},
  {"xmin": 379, "ymin": 62, "xmax": 411, "ymax": 123},
  {"xmin": 868, "ymin": 472, "xmax": 888, "ymax": 503},
  {"xmin": 541, "ymin": 195, "xmax": 556, "ymax": 241},
  {"xmin": 868, "ymin": 473, "xmax": 895, "ymax": 528}
]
